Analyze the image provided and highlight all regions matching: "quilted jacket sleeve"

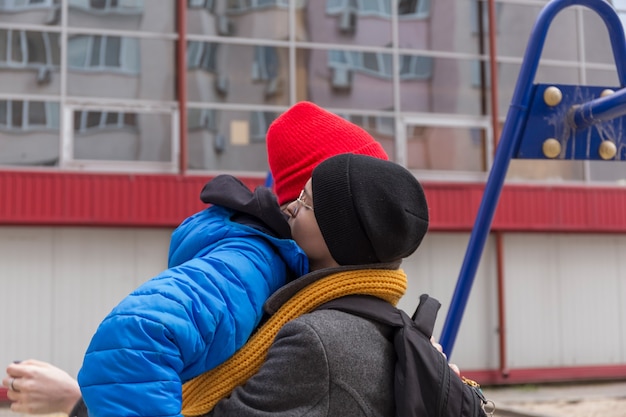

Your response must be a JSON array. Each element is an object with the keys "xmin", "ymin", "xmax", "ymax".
[{"xmin": 78, "ymin": 236, "xmax": 290, "ymax": 417}]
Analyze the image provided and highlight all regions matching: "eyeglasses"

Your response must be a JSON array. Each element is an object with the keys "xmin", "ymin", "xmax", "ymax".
[{"xmin": 295, "ymin": 189, "xmax": 314, "ymax": 212}]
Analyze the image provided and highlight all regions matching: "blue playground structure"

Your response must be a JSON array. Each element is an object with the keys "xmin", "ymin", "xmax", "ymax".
[{"xmin": 440, "ymin": 0, "xmax": 626, "ymax": 356}]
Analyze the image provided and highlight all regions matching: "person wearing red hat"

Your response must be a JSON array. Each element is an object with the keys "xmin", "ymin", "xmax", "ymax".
[
  {"xmin": 267, "ymin": 101, "xmax": 389, "ymax": 206},
  {"xmin": 2, "ymin": 102, "xmax": 390, "ymax": 417}
]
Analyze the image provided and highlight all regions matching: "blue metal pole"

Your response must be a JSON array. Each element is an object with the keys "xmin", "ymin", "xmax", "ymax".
[
  {"xmin": 569, "ymin": 87, "xmax": 626, "ymax": 129},
  {"xmin": 440, "ymin": 0, "xmax": 626, "ymax": 356}
]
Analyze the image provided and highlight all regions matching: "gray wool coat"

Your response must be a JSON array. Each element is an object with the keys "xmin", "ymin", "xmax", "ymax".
[{"xmin": 206, "ymin": 264, "xmax": 399, "ymax": 417}]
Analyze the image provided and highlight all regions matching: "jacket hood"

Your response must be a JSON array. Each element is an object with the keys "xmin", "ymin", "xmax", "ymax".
[
  {"xmin": 201, "ymin": 175, "xmax": 291, "ymax": 239},
  {"xmin": 167, "ymin": 175, "xmax": 308, "ymax": 278}
]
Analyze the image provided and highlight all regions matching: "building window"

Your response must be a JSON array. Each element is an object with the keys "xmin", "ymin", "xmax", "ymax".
[
  {"xmin": 68, "ymin": 0, "xmax": 144, "ymax": 14},
  {"xmin": 0, "ymin": 0, "xmax": 56, "ymax": 11},
  {"xmin": 329, "ymin": 50, "xmax": 432, "ymax": 80},
  {"xmin": 252, "ymin": 46, "xmax": 278, "ymax": 81},
  {"xmin": 73, "ymin": 110, "xmax": 137, "ymax": 133},
  {"xmin": 188, "ymin": 0, "xmax": 214, "ymax": 11},
  {"xmin": 398, "ymin": 0, "xmax": 429, "ymax": 17},
  {"xmin": 0, "ymin": 30, "xmax": 60, "ymax": 69},
  {"xmin": 188, "ymin": 108, "xmax": 217, "ymax": 132},
  {"xmin": 68, "ymin": 35, "xmax": 140, "ymax": 74},
  {"xmin": 341, "ymin": 113, "xmax": 394, "ymax": 136},
  {"xmin": 0, "ymin": 100, "xmax": 59, "ymax": 131},
  {"xmin": 226, "ymin": 0, "xmax": 291, "ymax": 12},
  {"xmin": 326, "ymin": 0, "xmax": 429, "ymax": 18},
  {"xmin": 187, "ymin": 41, "xmax": 218, "ymax": 73},
  {"xmin": 249, "ymin": 111, "xmax": 277, "ymax": 142},
  {"xmin": 399, "ymin": 54, "xmax": 432, "ymax": 80}
]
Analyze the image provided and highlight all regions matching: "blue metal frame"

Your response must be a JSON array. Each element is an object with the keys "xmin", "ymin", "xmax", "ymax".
[
  {"xmin": 440, "ymin": 0, "xmax": 626, "ymax": 356},
  {"xmin": 517, "ymin": 84, "xmax": 626, "ymax": 160}
]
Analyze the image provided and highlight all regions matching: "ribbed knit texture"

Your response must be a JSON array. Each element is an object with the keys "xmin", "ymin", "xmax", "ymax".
[
  {"xmin": 267, "ymin": 101, "xmax": 388, "ymax": 206},
  {"xmin": 312, "ymin": 154, "xmax": 429, "ymax": 265},
  {"xmin": 181, "ymin": 269, "xmax": 408, "ymax": 416}
]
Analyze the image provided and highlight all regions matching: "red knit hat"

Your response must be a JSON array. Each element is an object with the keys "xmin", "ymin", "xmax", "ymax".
[{"xmin": 267, "ymin": 101, "xmax": 388, "ymax": 205}]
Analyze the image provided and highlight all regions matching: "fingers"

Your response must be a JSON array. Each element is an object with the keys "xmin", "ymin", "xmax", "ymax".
[
  {"xmin": 429, "ymin": 338, "xmax": 461, "ymax": 376},
  {"xmin": 1, "ymin": 375, "xmax": 10, "ymax": 390},
  {"xmin": 430, "ymin": 337, "xmax": 447, "ymax": 360},
  {"xmin": 6, "ymin": 358, "xmax": 46, "ymax": 380},
  {"xmin": 449, "ymin": 363, "xmax": 461, "ymax": 376}
]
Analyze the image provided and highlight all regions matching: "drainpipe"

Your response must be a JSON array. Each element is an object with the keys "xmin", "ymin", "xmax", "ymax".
[
  {"xmin": 487, "ymin": 0, "xmax": 508, "ymax": 379},
  {"xmin": 176, "ymin": 1, "xmax": 188, "ymax": 175}
]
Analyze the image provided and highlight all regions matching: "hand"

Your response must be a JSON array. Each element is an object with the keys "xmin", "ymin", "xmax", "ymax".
[
  {"xmin": 430, "ymin": 337, "xmax": 461, "ymax": 376},
  {"xmin": 2, "ymin": 359, "xmax": 81, "ymax": 415}
]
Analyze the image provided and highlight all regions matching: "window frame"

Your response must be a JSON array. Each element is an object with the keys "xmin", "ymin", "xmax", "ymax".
[
  {"xmin": 0, "ymin": 100, "xmax": 59, "ymax": 132},
  {"xmin": 67, "ymin": 0, "xmax": 144, "ymax": 15},
  {"xmin": 67, "ymin": 34, "xmax": 140, "ymax": 74}
]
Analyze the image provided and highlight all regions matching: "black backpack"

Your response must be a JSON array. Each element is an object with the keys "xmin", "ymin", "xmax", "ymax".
[{"xmin": 318, "ymin": 294, "xmax": 494, "ymax": 417}]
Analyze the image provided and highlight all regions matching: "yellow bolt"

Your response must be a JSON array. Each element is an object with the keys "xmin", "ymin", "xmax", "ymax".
[
  {"xmin": 542, "ymin": 138, "xmax": 561, "ymax": 159},
  {"xmin": 600, "ymin": 89, "xmax": 615, "ymax": 97},
  {"xmin": 598, "ymin": 141, "xmax": 617, "ymax": 160},
  {"xmin": 543, "ymin": 86, "xmax": 563, "ymax": 107}
]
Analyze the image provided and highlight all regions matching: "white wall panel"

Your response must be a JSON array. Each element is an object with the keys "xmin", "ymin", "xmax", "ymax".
[
  {"xmin": 505, "ymin": 234, "xmax": 564, "ymax": 367},
  {"xmin": 0, "ymin": 227, "xmax": 171, "ymax": 378},
  {"xmin": 556, "ymin": 235, "xmax": 623, "ymax": 365},
  {"xmin": 505, "ymin": 234, "xmax": 626, "ymax": 368},
  {"xmin": 399, "ymin": 232, "xmax": 500, "ymax": 370},
  {"xmin": 0, "ymin": 228, "xmax": 55, "ymax": 365},
  {"xmin": 2, "ymin": 227, "xmax": 625, "ymax": 380}
]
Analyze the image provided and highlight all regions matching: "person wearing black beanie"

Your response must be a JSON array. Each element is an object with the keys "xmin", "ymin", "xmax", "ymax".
[
  {"xmin": 311, "ymin": 153, "xmax": 429, "ymax": 266},
  {"xmin": 282, "ymin": 153, "xmax": 429, "ymax": 271},
  {"xmin": 191, "ymin": 154, "xmax": 442, "ymax": 417}
]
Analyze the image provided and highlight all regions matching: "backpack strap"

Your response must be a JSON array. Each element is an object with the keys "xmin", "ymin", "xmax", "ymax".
[
  {"xmin": 319, "ymin": 294, "xmax": 441, "ymax": 338},
  {"xmin": 317, "ymin": 295, "xmax": 404, "ymax": 328}
]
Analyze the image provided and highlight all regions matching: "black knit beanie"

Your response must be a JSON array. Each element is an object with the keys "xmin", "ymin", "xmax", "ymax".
[{"xmin": 311, "ymin": 153, "xmax": 429, "ymax": 266}]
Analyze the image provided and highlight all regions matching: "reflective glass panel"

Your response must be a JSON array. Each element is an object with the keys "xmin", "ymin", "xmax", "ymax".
[
  {"xmin": 0, "ymin": 0, "xmax": 60, "ymax": 26},
  {"xmin": 67, "ymin": 0, "xmax": 175, "ymax": 34},
  {"xmin": 66, "ymin": 35, "xmax": 175, "ymax": 101},
  {"xmin": 186, "ymin": 106, "xmax": 395, "ymax": 171},
  {"xmin": 186, "ymin": 107, "xmax": 275, "ymax": 172},
  {"xmin": 304, "ymin": 0, "xmax": 393, "ymax": 47},
  {"xmin": 586, "ymin": 68, "xmax": 619, "ymax": 87},
  {"xmin": 400, "ymin": 57, "xmax": 485, "ymax": 116},
  {"xmin": 406, "ymin": 125, "xmax": 486, "ymax": 172},
  {"xmin": 302, "ymin": 47, "xmax": 394, "ymax": 111},
  {"xmin": 0, "ymin": 99, "xmax": 60, "ymax": 166},
  {"xmin": 507, "ymin": 159, "xmax": 585, "ymax": 182},
  {"xmin": 498, "ymin": 63, "xmax": 581, "ymax": 118},
  {"xmin": 0, "ymin": 29, "xmax": 61, "ymax": 94},
  {"xmin": 582, "ymin": 8, "xmax": 618, "ymax": 65},
  {"xmin": 186, "ymin": 42, "xmax": 289, "ymax": 106},
  {"xmin": 73, "ymin": 110, "xmax": 172, "ymax": 162},
  {"xmin": 188, "ymin": 0, "xmax": 291, "ymax": 40},
  {"xmin": 496, "ymin": 3, "xmax": 578, "ymax": 61}
]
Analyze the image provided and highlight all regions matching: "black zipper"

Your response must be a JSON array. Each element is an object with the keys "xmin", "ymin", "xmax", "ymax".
[
  {"xmin": 437, "ymin": 354, "xmax": 450, "ymax": 417},
  {"xmin": 462, "ymin": 377, "xmax": 488, "ymax": 417}
]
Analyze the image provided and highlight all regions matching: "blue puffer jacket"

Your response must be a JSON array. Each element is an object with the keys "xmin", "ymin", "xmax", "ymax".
[{"xmin": 78, "ymin": 175, "xmax": 308, "ymax": 417}]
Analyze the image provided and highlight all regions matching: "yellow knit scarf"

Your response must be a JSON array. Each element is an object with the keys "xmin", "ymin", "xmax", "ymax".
[{"xmin": 181, "ymin": 268, "xmax": 408, "ymax": 416}]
